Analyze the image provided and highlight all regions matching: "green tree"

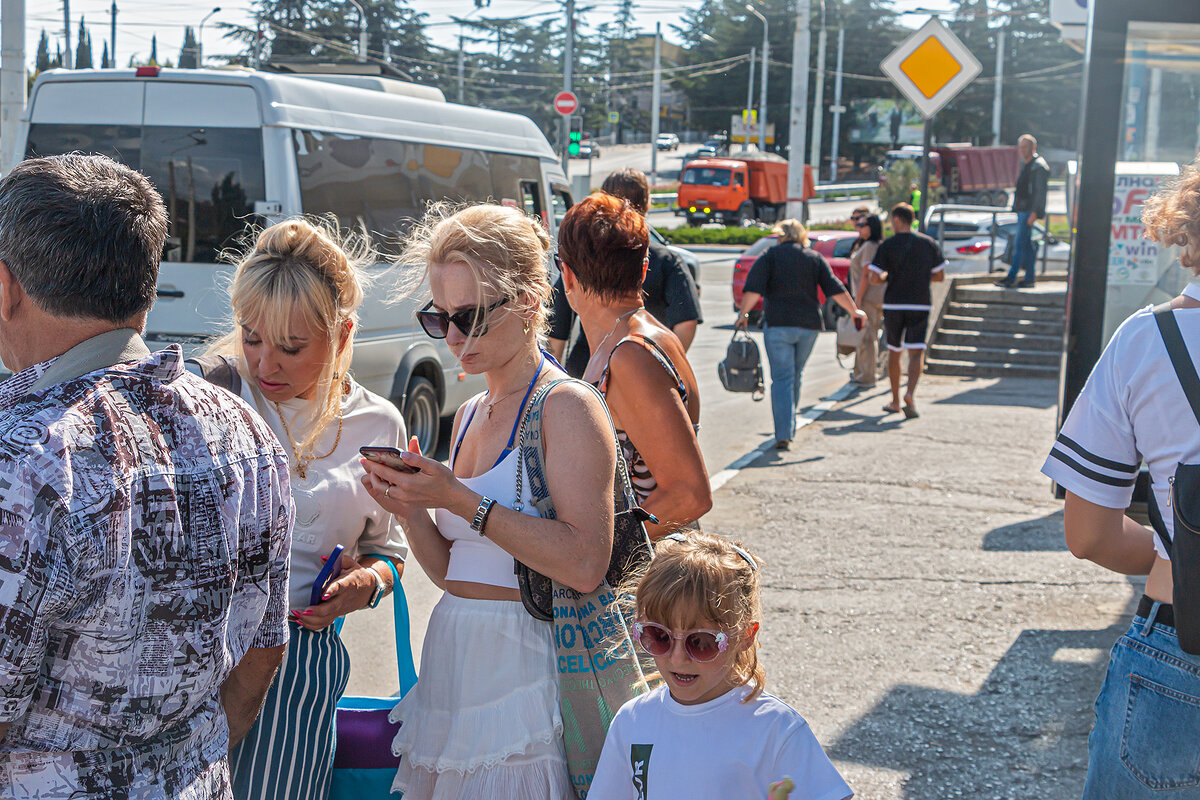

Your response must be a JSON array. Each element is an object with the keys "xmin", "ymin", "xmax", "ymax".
[
  {"xmin": 179, "ymin": 27, "xmax": 199, "ymax": 68},
  {"xmin": 878, "ymin": 158, "xmax": 919, "ymax": 211},
  {"xmin": 35, "ymin": 30, "xmax": 53, "ymax": 74},
  {"xmin": 75, "ymin": 19, "xmax": 93, "ymax": 69},
  {"xmin": 149, "ymin": 35, "xmax": 159, "ymax": 66}
]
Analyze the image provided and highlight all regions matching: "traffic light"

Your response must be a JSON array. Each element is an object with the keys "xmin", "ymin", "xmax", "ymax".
[{"xmin": 567, "ymin": 116, "xmax": 583, "ymax": 157}]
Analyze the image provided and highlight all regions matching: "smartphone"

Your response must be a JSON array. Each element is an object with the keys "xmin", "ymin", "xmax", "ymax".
[
  {"xmin": 310, "ymin": 544, "xmax": 345, "ymax": 607},
  {"xmin": 359, "ymin": 445, "xmax": 419, "ymax": 473}
]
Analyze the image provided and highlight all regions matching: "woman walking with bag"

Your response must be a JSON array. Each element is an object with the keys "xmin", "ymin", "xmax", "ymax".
[
  {"xmin": 1041, "ymin": 159, "xmax": 1200, "ymax": 798},
  {"xmin": 849, "ymin": 214, "xmax": 885, "ymax": 387},
  {"xmin": 556, "ymin": 192, "xmax": 712, "ymax": 536},
  {"xmin": 360, "ymin": 203, "xmax": 616, "ymax": 799},
  {"xmin": 196, "ymin": 218, "xmax": 409, "ymax": 800},
  {"xmin": 736, "ymin": 220, "xmax": 866, "ymax": 450}
]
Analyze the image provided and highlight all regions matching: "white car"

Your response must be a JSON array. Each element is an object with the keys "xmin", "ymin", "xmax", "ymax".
[
  {"xmin": 948, "ymin": 215, "xmax": 1070, "ymax": 265},
  {"xmin": 656, "ymin": 133, "xmax": 680, "ymax": 151}
]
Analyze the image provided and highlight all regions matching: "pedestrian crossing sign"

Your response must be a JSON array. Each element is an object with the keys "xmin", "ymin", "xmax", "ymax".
[{"xmin": 880, "ymin": 17, "xmax": 982, "ymax": 119}]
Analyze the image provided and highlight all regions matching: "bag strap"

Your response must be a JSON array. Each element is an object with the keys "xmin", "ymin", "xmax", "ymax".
[
  {"xmin": 513, "ymin": 377, "xmax": 638, "ymax": 521},
  {"xmin": 331, "ymin": 557, "xmax": 417, "ymax": 698},
  {"xmin": 1149, "ymin": 302, "xmax": 1200, "ymax": 555},
  {"xmin": 1153, "ymin": 303, "xmax": 1200, "ymax": 429}
]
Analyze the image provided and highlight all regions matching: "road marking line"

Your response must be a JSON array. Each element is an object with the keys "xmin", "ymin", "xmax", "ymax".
[{"xmin": 709, "ymin": 381, "xmax": 858, "ymax": 493}]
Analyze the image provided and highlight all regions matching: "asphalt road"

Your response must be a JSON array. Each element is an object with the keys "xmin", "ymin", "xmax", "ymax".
[{"xmin": 339, "ymin": 244, "xmax": 855, "ymax": 696}]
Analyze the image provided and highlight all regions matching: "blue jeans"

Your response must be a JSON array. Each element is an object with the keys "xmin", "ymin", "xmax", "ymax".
[
  {"xmin": 1082, "ymin": 604, "xmax": 1200, "ymax": 798},
  {"xmin": 762, "ymin": 325, "xmax": 819, "ymax": 442},
  {"xmin": 1004, "ymin": 210, "xmax": 1038, "ymax": 284}
]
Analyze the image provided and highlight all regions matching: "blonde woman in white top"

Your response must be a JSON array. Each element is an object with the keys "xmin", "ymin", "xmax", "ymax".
[
  {"xmin": 195, "ymin": 219, "xmax": 409, "ymax": 800},
  {"xmin": 360, "ymin": 203, "xmax": 616, "ymax": 799}
]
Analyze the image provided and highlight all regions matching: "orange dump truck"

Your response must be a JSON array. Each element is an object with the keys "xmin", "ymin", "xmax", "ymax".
[{"xmin": 675, "ymin": 152, "xmax": 789, "ymax": 226}]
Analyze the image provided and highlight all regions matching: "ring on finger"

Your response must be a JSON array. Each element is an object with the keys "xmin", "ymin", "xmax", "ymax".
[{"xmin": 385, "ymin": 485, "xmax": 392, "ymax": 499}]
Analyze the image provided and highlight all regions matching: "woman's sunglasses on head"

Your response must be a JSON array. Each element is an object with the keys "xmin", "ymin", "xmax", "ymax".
[
  {"xmin": 634, "ymin": 620, "xmax": 729, "ymax": 663},
  {"xmin": 417, "ymin": 297, "xmax": 509, "ymax": 339}
]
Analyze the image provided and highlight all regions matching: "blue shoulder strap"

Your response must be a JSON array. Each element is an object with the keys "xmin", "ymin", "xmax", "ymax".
[{"xmin": 333, "ymin": 556, "xmax": 417, "ymax": 698}]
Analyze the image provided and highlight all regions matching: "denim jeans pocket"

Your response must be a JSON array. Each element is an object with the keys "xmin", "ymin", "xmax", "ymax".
[{"xmin": 1121, "ymin": 673, "xmax": 1200, "ymax": 788}]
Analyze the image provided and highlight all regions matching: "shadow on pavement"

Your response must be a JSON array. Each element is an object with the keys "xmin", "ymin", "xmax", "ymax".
[
  {"xmin": 827, "ymin": 621, "xmax": 1119, "ymax": 799},
  {"xmin": 982, "ymin": 510, "xmax": 1067, "ymax": 552},
  {"xmin": 932, "ymin": 377, "xmax": 1058, "ymax": 410},
  {"xmin": 744, "ymin": 453, "xmax": 824, "ymax": 470}
]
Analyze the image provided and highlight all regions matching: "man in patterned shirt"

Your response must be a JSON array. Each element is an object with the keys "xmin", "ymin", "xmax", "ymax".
[{"xmin": 0, "ymin": 154, "xmax": 293, "ymax": 798}]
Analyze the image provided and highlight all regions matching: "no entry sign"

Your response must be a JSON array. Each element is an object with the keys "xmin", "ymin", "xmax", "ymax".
[{"xmin": 554, "ymin": 91, "xmax": 579, "ymax": 116}]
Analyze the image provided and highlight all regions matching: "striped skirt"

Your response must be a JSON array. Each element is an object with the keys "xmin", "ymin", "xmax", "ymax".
[{"xmin": 229, "ymin": 624, "xmax": 350, "ymax": 800}]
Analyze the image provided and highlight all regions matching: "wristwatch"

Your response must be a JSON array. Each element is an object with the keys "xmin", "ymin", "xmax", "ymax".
[
  {"xmin": 366, "ymin": 566, "xmax": 387, "ymax": 609},
  {"xmin": 471, "ymin": 496, "xmax": 497, "ymax": 537}
]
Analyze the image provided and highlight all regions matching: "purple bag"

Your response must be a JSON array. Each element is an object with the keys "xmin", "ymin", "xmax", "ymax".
[{"xmin": 330, "ymin": 561, "xmax": 417, "ymax": 797}]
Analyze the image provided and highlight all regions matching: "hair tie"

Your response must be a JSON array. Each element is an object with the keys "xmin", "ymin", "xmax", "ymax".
[{"xmin": 662, "ymin": 532, "xmax": 759, "ymax": 572}]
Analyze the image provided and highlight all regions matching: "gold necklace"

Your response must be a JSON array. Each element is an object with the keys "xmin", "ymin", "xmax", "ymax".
[
  {"xmin": 272, "ymin": 400, "xmax": 344, "ymax": 479},
  {"xmin": 480, "ymin": 385, "xmax": 527, "ymax": 418}
]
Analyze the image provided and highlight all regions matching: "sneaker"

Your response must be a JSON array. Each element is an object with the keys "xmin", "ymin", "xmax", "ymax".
[
  {"xmin": 775, "ymin": 439, "xmax": 791, "ymax": 451},
  {"xmin": 993, "ymin": 279, "xmax": 1015, "ymax": 288},
  {"xmin": 1016, "ymin": 280, "xmax": 1036, "ymax": 288}
]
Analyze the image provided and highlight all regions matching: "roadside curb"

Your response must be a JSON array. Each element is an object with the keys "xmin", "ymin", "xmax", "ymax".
[{"xmin": 709, "ymin": 380, "xmax": 858, "ymax": 493}]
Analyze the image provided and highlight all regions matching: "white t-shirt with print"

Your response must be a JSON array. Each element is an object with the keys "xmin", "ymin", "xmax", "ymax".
[
  {"xmin": 588, "ymin": 684, "xmax": 851, "ymax": 800},
  {"xmin": 1041, "ymin": 281, "xmax": 1200, "ymax": 559}
]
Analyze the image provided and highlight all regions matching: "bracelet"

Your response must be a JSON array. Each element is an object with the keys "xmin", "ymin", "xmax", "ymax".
[{"xmin": 470, "ymin": 496, "xmax": 496, "ymax": 537}]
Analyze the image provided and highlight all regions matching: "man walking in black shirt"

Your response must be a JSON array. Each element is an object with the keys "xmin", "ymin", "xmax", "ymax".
[
  {"xmin": 869, "ymin": 203, "xmax": 946, "ymax": 418},
  {"xmin": 997, "ymin": 133, "xmax": 1049, "ymax": 288}
]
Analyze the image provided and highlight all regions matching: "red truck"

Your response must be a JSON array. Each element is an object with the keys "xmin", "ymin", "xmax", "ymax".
[
  {"xmin": 675, "ymin": 152, "xmax": 789, "ymax": 226},
  {"xmin": 879, "ymin": 144, "xmax": 1019, "ymax": 206}
]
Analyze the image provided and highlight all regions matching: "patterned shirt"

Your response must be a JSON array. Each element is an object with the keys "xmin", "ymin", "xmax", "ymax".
[{"xmin": 0, "ymin": 339, "xmax": 292, "ymax": 799}]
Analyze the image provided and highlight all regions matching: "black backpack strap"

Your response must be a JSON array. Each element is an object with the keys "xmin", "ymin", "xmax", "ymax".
[
  {"xmin": 185, "ymin": 353, "xmax": 243, "ymax": 396},
  {"xmin": 1154, "ymin": 303, "xmax": 1200, "ymax": 429}
]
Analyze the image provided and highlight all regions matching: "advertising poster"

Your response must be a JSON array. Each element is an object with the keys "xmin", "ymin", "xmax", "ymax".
[
  {"xmin": 1102, "ymin": 163, "xmax": 1184, "ymax": 343},
  {"xmin": 848, "ymin": 99, "xmax": 922, "ymax": 146}
]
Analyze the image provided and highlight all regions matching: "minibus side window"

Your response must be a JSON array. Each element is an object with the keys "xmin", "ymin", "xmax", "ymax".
[{"xmin": 140, "ymin": 127, "xmax": 265, "ymax": 264}]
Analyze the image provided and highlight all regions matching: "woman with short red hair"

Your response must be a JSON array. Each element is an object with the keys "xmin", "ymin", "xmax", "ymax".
[{"xmin": 557, "ymin": 193, "xmax": 712, "ymax": 536}]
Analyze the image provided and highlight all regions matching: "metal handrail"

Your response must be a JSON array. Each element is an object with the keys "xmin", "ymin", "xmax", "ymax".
[{"xmin": 922, "ymin": 203, "xmax": 1052, "ymax": 275}]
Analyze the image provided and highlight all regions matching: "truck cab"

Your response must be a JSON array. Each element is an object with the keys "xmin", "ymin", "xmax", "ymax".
[{"xmin": 676, "ymin": 158, "xmax": 752, "ymax": 226}]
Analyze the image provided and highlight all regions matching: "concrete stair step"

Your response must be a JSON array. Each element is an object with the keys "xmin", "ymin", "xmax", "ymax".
[
  {"xmin": 947, "ymin": 301, "xmax": 1065, "ymax": 322},
  {"xmin": 935, "ymin": 329, "xmax": 1061, "ymax": 351},
  {"xmin": 925, "ymin": 358, "xmax": 1060, "ymax": 379},
  {"xmin": 956, "ymin": 284, "xmax": 1067, "ymax": 307},
  {"xmin": 928, "ymin": 343, "xmax": 1060, "ymax": 367},
  {"xmin": 939, "ymin": 314, "xmax": 1063, "ymax": 336}
]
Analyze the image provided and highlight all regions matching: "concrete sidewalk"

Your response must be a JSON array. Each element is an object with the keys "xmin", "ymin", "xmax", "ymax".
[{"xmin": 703, "ymin": 374, "xmax": 1137, "ymax": 799}]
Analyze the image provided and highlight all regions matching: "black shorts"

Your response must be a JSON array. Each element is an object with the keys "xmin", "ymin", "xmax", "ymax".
[{"xmin": 883, "ymin": 309, "xmax": 929, "ymax": 352}]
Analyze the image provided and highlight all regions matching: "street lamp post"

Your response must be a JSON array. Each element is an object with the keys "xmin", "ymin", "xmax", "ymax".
[
  {"xmin": 346, "ymin": 0, "xmax": 367, "ymax": 63},
  {"xmin": 746, "ymin": 4, "xmax": 768, "ymax": 152},
  {"xmin": 197, "ymin": 7, "xmax": 220, "ymax": 68}
]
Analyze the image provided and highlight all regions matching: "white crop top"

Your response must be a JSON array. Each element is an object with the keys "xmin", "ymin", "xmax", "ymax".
[{"xmin": 435, "ymin": 396, "xmax": 540, "ymax": 589}]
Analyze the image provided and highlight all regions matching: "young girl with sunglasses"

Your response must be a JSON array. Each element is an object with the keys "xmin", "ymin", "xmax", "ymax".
[
  {"xmin": 361, "ymin": 203, "xmax": 617, "ymax": 799},
  {"xmin": 589, "ymin": 532, "xmax": 851, "ymax": 800}
]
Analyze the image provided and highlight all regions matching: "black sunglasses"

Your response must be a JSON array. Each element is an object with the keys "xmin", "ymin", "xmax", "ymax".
[{"xmin": 417, "ymin": 297, "xmax": 510, "ymax": 339}]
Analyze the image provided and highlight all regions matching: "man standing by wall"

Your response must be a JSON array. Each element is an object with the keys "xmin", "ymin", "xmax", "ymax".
[
  {"xmin": 869, "ymin": 203, "xmax": 947, "ymax": 419},
  {"xmin": 997, "ymin": 134, "xmax": 1050, "ymax": 289},
  {"xmin": 0, "ymin": 154, "xmax": 293, "ymax": 798}
]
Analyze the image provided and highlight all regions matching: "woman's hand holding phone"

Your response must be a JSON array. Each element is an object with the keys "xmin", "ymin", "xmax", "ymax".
[{"xmin": 360, "ymin": 435, "xmax": 473, "ymax": 522}]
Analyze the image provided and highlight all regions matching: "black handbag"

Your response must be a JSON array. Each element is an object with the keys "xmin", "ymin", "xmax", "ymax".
[
  {"xmin": 1148, "ymin": 304, "xmax": 1200, "ymax": 654},
  {"xmin": 718, "ymin": 330, "xmax": 765, "ymax": 401},
  {"xmin": 511, "ymin": 379, "xmax": 656, "ymax": 622}
]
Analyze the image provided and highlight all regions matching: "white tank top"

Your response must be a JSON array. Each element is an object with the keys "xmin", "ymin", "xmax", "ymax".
[{"xmin": 435, "ymin": 395, "xmax": 539, "ymax": 589}]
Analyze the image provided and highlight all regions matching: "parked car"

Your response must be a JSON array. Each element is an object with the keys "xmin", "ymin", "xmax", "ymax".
[
  {"xmin": 945, "ymin": 215, "xmax": 1070, "ymax": 265},
  {"xmin": 731, "ymin": 230, "xmax": 856, "ymax": 328},
  {"xmin": 656, "ymin": 133, "xmax": 680, "ymax": 151},
  {"xmin": 576, "ymin": 141, "xmax": 601, "ymax": 159}
]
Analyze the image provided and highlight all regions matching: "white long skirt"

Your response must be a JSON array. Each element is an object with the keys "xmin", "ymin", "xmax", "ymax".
[{"xmin": 389, "ymin": 593, "xmax": 574, "ymax": 799}]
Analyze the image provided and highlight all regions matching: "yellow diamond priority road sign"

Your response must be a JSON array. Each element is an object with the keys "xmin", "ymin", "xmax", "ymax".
[{"xmin": 880, "ymin": 17, "xmax": 982, "ymax": 119}]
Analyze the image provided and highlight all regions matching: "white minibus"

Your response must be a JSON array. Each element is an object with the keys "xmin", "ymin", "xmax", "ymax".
[{"xmin": 20, "ymin": 67, "xmax": 573, "ymax": 452}]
